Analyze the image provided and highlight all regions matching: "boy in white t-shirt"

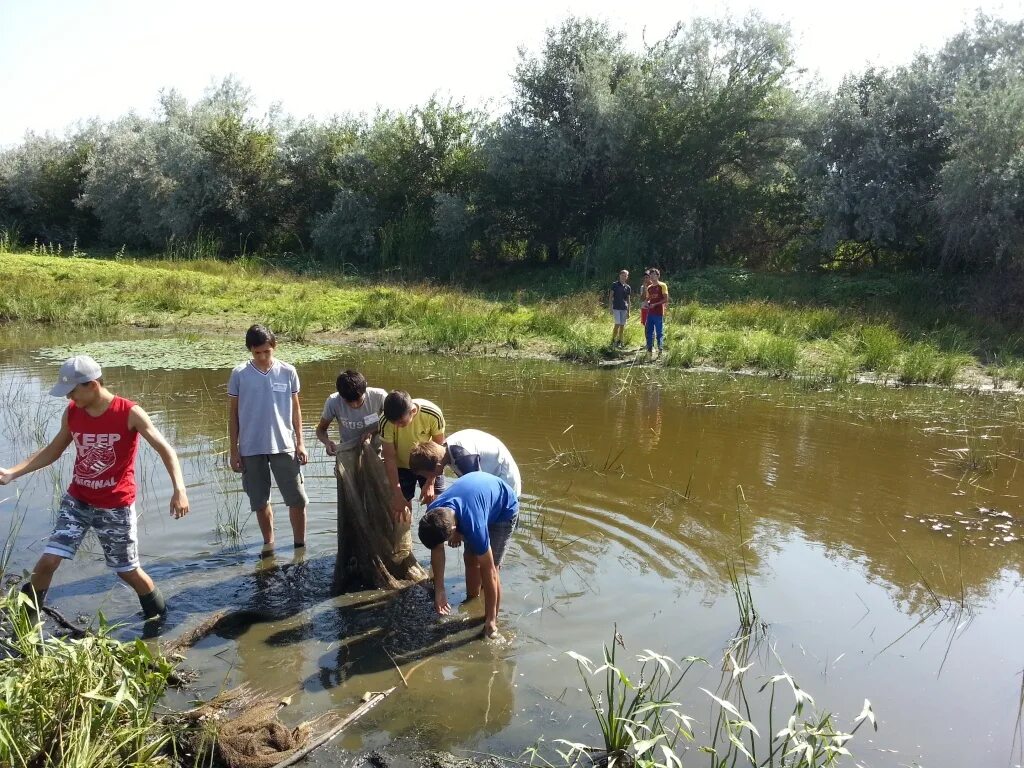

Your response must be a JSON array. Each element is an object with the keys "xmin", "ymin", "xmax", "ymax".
[
  {"xmin": 228, "ymin": 324, "xmax": 308, "ymax": 554},
  {"xmin": 408, "ymin": 428, "xmax": 522, "ymax": 497}
]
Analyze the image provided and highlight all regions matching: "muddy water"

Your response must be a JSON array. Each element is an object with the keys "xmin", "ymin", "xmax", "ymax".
[{"xmin": 1, "ymin": 326, "xmax": 1023, "ymax": 768}]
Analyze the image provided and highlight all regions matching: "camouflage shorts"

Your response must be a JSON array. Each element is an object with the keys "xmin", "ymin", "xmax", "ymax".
[{"xmin": 44, "ymin": 493, "xmax": 140, "ymax": 573}]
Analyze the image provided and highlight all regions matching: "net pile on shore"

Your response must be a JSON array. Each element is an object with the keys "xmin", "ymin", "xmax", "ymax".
[{"xmin": 173, "ymin": 685, "xmax": 333, "ymax": 768}]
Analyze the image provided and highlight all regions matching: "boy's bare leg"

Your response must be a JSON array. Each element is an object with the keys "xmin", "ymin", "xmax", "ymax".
[
  {"xmin": 255, "ymin": 503, "xmax": 274, "ymax": 548},
  {"xmin": 288, "ymin": 505, "xmax": 306, "ymax": 547},
  {"xmin": 464, "ymin": 550, "xmax": 482, "ymax": 600},
  {"xmin": 117, "ymin": 566, "xmax": 155, "ymax": 596},
  {"xmin": 119, "ymin": 567, "xmax": 166, "ymax": 619},
  {"xmin": 28, "ymin": 553, "xmax": 63, "ymax": 593}
]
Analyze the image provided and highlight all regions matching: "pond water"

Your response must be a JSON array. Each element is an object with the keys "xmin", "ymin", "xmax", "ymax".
[{"xmin": 1, "ymin": 326, "xmax": 1023, "ymax": 768}]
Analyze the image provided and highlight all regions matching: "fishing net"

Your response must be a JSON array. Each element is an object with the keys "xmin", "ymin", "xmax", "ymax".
[
  {"xmin": 214, "ymin": 701, "xmax": 312, "ymax": 768},
  {"xmin": 334, "ymin": 442, "xmax": 427, "ymax": 591},
  {"xmin": 174, "ymin": 685, "xmax": 328, "ymax": 768}
]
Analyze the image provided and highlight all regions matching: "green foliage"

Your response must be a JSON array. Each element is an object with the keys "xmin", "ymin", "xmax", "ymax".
[
  {"xmin": 0, "ymin": 590, "xmax": 177, "ymax": 768},
  {"xmin": 2, "ymin": 16, "xmax": 1024, "ymax": 275},
  {"xmin": 663, "ymin": 327, "xmax": 713, "ymax": 367},
  {"xmin": 577, "ymin": 222, "xmax": 648, "ymax": 280},
  {"xmin": 898, "ymin": 343, "xmax": 942, "ymax": 384},
  {"xmin": 560, "ymin": 321, "xmax": 609, "ymax": 363}
]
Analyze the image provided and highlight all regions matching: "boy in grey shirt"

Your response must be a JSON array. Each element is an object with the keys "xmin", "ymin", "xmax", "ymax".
[
  {"xmin": 228, "ymin": 325, "xmax": 308, "ymax": 553},
  {"xmin": 316, "ymin": 370, "xmax": 387, "ymax": 454}
]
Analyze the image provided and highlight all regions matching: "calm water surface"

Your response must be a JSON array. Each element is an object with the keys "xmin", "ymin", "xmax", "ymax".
[{"xmin": 1, "ymin": 327, "xmax": 1022, "ymax": 768}]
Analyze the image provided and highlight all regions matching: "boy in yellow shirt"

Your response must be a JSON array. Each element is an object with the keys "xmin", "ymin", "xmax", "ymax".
[{"xmin": 379, "ymin": 391, "xmax": 446, "ymax": 522}]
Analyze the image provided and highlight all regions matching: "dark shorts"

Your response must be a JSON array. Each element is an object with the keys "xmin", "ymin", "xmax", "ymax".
[
  {"xmin": 45, "ymin": 492, "xmax": 140, "ymax": 573},
  {"xmin": 398, "ymin": 467, "xmax": 446, "ymax": 501},
  {"xmin": 489, "ymin": 514, "xmax": 518, "ymax": 567},
  {"xmin": 242, "ymin": 453, "xmax": 308, "ymax": 510}
]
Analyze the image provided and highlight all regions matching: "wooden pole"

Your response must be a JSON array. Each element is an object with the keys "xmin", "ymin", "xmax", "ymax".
[{"xmin": 270, "ymin": 687, "xmax": 397, "ymax": 768}]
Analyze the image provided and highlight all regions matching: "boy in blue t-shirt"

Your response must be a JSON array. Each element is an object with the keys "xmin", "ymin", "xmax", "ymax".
[{"xmin": 418, "ymin": 472, "xmax": 518, "ymax": 639}]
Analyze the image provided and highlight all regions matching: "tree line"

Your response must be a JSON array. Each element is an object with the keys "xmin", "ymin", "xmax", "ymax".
[{"xmin": 2, "ymin": 14, "xmax": 1023, "ymax": 279}]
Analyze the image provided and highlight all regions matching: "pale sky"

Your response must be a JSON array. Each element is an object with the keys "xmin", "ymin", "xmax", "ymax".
[{"xmin": 1, "ymin": 0, "xmax": 1022, "ymax": 147}]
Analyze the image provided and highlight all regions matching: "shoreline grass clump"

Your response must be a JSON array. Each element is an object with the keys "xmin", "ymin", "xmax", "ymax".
[{"xmin": 0, "ymin": 590, "xmax": 178, "ymax": 768}]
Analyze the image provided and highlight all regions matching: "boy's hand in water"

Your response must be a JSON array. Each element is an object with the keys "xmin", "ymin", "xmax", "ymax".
[
  {"xmin": 170, "ymin": 489, "xmax": 190, "ymax": 519},
  {"xmin": 434, "ymin": 589, "xmax": 452, "ymax": 615}
]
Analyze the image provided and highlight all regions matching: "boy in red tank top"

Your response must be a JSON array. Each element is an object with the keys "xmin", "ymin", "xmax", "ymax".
[{"xmin": 0, "ymin": 356, "xmax": 189, "ymax": 628}]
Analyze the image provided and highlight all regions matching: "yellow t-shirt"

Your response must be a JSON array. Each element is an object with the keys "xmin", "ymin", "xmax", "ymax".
[{"xmin": 380, "ymin": 398, "xmax": 446, "ymax": 469}]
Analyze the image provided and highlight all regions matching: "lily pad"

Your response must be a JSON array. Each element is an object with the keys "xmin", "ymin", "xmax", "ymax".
[{"xmin": 35, "ymin": 337, "xmax": 339, "ymax": 371}]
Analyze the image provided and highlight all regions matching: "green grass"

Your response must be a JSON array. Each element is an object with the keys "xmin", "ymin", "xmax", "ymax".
[{"xmin": 0, "ymin": 251, "xmax": 1017, "ymax": 388}]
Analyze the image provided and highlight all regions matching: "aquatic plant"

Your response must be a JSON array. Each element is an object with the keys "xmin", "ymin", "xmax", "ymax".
[
  {"xmin": 897, "ymin": 344, "xmax": 942, "ymax": 385},
  {"xmin": 0, "ymin": 489, "xmax": 27, "ymax": 579},
  {"xmin": 536, "ymin": 627, "xmax": 877, "ymax": 768},
  {"xmin": 728, "ymin": 487, "xmax": 758, "ymax": 634},
  {"xmin": 548, "ymin": 627, "xmax": 704, "ymax": 768},
  {"xmin": 34, "ymin": 337, "xmax": 338, "ymax": 371},
  {"xmin": 265, "ymin": 304, "xmax": 318, "ymax": 342}
]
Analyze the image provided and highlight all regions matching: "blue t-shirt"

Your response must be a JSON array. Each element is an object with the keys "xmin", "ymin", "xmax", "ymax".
[{"xmin": 426, "ymin": 472, "xmax": 518, "ymax": 556}]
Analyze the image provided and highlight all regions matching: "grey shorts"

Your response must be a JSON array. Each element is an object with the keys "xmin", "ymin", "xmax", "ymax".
[
  {"xmin": 242, "ymin": 453, "xmax": 308, "ymax": 510},
  {"xmin": 45, "ymin": 492, "xmax": 140, "ymax": 573},
  {"xmin": 489, "ymin": 513, "xmax": 518, "ymax": 567},
  {"xmin": 612, "ymin": 309, "xmax": 628, "ymax": 325}
]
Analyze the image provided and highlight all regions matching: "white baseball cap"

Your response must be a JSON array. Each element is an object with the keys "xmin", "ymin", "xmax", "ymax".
[{"xmin": 50, "ymin": 356, "xmax": 102, "ymax": 397}]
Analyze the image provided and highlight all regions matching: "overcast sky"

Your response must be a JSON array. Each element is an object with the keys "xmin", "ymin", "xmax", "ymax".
[{"xmin": 2, "ymin": 0, "xmax": 1022, "ymax": 147}]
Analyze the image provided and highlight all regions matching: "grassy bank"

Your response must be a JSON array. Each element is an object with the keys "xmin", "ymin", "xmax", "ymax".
[{"xmin": 0, "ymin": 250, "xmax": 1019, "ymax": 387}]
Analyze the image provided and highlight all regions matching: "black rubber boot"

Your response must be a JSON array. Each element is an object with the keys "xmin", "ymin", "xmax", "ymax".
[
  {"xmin": 19, "ymin": 582, "xmax": 46, "ymax": 629},
  {"xmin": 138, "ymin": 586, "xmax": 167, "ymax": 620}
]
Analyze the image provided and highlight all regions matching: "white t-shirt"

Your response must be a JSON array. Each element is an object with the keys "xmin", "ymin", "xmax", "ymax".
[
  {"xmin": 446, "ymin": 429, "xmax": 522, "ymax": 497},
  {"xmin": 228, "ymin": 360, "xmax": 300, "ymax": 456},
  {"xmin": 321, "ymin": 387, "xmax": 387, "ymax": 450}
]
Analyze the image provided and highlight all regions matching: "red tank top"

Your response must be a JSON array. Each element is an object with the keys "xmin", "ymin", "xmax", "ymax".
[
  {"xmin": 67, "ymin": 396, "xmax": 139, "ymax": 507},
  {"xmin": 647, "ymin": 283, "xmax": 667, "ymax": 317}
]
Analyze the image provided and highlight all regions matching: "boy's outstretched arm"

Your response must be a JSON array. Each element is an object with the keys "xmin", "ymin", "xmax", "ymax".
[
  {"xmin": 478, "ymin": 549, "xmax": 501, "ymax": 638},
  {"xmin": 431, "ymin": 546, "xmax": 451, "ymax": 615},
  {"xmin": 129, "ymin": 406, "xmax": 189, "ymax": 518},
  {"xmin": 0, "ymin": 410, "xmax": 74, "ymax": 484}
]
